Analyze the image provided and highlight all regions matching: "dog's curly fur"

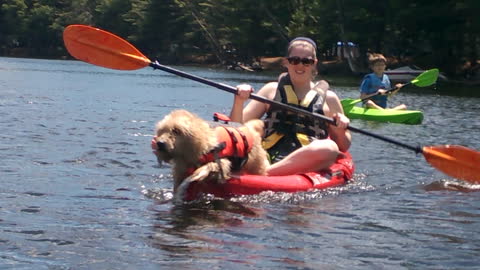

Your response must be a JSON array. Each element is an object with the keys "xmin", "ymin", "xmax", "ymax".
[{"xmin": 152, "ymin": 110, "xmax": 268, "ymax": 200}]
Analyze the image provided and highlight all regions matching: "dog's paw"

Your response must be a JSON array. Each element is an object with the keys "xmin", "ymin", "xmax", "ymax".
[
  {"xmin": 174, "ymin": 167, "xmax": 214, "ymax": 203},
  {"xmin": 190, "ymin": 165, "xmax": 214, "ymax": 182},
  {"xmin": 174, "ymin": 174, "xmax": 199, "ymax": 203}
]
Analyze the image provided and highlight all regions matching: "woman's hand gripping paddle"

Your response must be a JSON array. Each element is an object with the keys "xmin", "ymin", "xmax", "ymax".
[
  {"xmin": 63, "ymin": 24, "xmax": 480, "ymax": 184},
  {"xmin": 341, "ymin": 69, "xmax": 439, "ymax": 110}
]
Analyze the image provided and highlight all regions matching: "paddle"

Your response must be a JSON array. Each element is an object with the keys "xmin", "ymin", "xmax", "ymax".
[
  {"xmin": 63, "ymin": 24, "xmax": 480, "ymax": 184},
  {"xmin": 341, "ymin": 69, "xmax": 439, "ymax": 110}
]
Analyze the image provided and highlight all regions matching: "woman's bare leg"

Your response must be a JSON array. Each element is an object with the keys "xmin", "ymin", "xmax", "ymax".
[{"xmin": 267, "ymin": 139, "xmax": 339, "ymax": 176}]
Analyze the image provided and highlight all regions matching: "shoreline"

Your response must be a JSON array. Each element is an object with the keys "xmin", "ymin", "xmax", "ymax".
[{"xmin": 2, "ymin": 53, "xmax": 479, "ymax": 87}]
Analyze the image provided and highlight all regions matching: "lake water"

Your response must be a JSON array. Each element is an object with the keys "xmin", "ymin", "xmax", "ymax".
[{"xmin": 1, "ymin": 56, "xmax": 479, "ymax": 269}]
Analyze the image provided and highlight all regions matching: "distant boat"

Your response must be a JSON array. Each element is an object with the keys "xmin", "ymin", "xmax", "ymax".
[{"xmin": 385, "ymin": 66, "xmax": 448, "ymax": 83}]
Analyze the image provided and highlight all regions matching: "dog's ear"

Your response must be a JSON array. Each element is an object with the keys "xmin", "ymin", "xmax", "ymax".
[
  {"xmin": 171, "ymin": 125, "xmax": 193, "ymax": 138},
  {"xmin": 171, "ymin": 127, "xmax": 181, "ymax": 135}
]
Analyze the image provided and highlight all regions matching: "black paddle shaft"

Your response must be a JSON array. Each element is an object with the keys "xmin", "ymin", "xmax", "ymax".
[
  {"xmin": 149, "ymin": 61, "xmax": 423, "ymax": 154},
  {"xmin": 149, "ymin": 61, "xmax": 336, "ymax": 122},
  {"xmin": 360, "ymin": 82, "xmax": 412, "ymax": 103}
]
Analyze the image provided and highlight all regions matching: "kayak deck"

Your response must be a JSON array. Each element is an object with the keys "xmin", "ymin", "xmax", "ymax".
[{"xmin": 185, "ymin": 152, "xmax": 354, "ymax": 200}]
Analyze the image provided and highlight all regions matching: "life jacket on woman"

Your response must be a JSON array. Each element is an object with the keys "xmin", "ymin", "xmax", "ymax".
[{"xmin": 262, "ymin": 74, "xmax": 329, "ymax": 163}]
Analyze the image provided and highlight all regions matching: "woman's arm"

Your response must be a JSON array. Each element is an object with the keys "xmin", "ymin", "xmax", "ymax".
[
  {"xmin": 230, "ymin": 82, "xmax": 277, "ymax": 123},
  {"xmin": 325, "ymin": 91, "xmax": 352, "ymax": 152}
]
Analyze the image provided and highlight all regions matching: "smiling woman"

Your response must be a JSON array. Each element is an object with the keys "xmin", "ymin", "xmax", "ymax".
[{"xmin": 230, "ymin": 37, "xmax": 352, "ymax": 176}]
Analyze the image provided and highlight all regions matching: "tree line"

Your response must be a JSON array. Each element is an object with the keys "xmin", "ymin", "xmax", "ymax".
[{"xmin": 1, "ymin": 0, "xmax": 479, "ymax": 76}]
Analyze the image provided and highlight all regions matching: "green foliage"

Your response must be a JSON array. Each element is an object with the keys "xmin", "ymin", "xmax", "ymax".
[
  {"xmin": 25, "ymin": 3, "xmax": 56, "ymax": 50},
  {"xmin": 1, "ymin": 0, "xmax": 28, "ymax": 47}
]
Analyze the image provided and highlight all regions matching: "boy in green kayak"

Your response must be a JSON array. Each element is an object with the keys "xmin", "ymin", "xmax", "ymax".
[{"xmin": 360, "ymin": 53, "xmax": 406, "ymax": 110}]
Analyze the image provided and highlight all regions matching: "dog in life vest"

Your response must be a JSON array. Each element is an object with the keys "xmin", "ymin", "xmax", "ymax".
[{"xmin": 151, "ymin": 110, "xmax": 268, "ymax": 201}]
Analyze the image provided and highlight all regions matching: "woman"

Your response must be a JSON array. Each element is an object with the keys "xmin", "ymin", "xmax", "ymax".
[{"xmin": 230, "ymin": 37, "xmax": 351, "ymax": 176}]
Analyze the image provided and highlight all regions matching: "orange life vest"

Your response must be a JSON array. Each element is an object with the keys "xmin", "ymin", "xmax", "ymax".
[{"xmin": 198, "ymin": 125, "xmax": 254, "ymax": 166}]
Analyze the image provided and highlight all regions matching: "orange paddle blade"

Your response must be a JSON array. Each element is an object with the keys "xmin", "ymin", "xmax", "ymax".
[
  {"xmin": 423, "ymin": 145, "xmax": 480, "ymax": 183},
  {"xmin": 63, "ymin": 25, "xmax": 150, "ymax": 70}
]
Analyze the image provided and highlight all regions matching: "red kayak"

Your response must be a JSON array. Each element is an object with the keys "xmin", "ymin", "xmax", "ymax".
[{"xmin": 185, "ymin": 152, "xmax": 354, "ymax": 200}]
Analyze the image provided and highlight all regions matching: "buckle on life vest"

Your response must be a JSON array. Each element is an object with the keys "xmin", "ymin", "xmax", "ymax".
[
  {"xmin": 186, "ymin": 120, "xmax": 253, "ymax": 178},
  {"xmin": 186, "ymin": 142, "xmax": 227, "ymax": 178},
  {"xmin": 198, "ymin": 142, "xmax": 227, "ymax": 164},
  {"xmin": 213, "ymin": 112, "xmax": 231, "ymax": 123}
]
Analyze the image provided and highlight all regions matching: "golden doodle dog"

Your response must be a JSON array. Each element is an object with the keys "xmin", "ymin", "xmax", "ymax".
[{"xmin": 151, "ymin": 110, "xmax": 268, "ymax": 201}]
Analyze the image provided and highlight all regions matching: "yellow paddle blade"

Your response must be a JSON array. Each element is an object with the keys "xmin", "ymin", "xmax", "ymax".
[
  {"xmin": 63, "ymin": 24, "xmax": 150, "ymax": 70},
  {"xmin": 423, "ymin": 145, "xmax": 480, "ymax": 183}
]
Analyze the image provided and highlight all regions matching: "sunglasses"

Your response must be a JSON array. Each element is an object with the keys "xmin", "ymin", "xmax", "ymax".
[{"xmin": 287, "ymin": 56, "xmax": 315, "ymax": 66}]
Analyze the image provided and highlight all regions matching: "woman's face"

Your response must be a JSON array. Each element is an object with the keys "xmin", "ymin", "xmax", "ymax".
[{"xmin": 286, "ymin": 45, "xmax": 317, "ymax": 80}]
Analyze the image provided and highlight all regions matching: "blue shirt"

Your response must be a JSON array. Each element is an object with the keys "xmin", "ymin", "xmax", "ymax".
[{"xmin": 360, "ymin": 73, "xmax": 391, "ymax": 108}]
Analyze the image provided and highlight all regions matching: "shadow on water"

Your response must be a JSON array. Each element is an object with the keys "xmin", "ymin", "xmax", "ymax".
[
  {"xmin": 158, "ymin": 199, "xmax": 259, "ymax": 228},
  {"xmin": 414, "ymin": 82, "xmax": 480, "ymax": 98},
  {"xmin": 424, "ymin": 180, "xmax": 480, "ymax": 193},
  {"xmin": 141, "ymin": 175, "xmax": 371, "ymax": 249},
  {"xmin": 146, "ymin": 199, "xmax": 262, "ymax": 259}
]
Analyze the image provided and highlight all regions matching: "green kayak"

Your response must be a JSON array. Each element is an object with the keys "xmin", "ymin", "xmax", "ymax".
[{"xmin": 341, "ymin": 99, "xmax": 423, "ymax": 125}]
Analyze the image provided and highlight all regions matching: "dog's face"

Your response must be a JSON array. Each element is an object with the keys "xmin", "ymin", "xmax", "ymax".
[{"xmin": 152, "ymin": 110, "xmax": 214, "ymax": 165}]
